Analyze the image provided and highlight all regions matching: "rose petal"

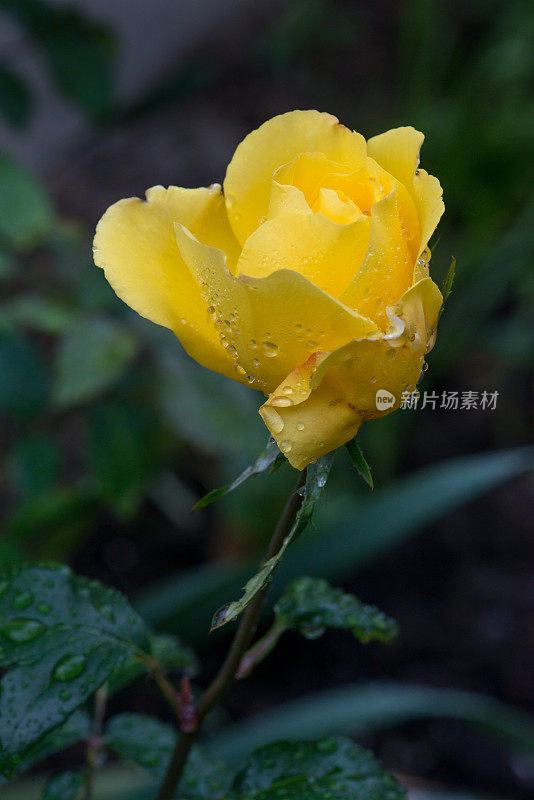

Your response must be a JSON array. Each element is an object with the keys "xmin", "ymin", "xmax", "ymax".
[
  {"xmin": 174, "ymin": 223, "xmax": 378, "ymax": 394},
  {"xmin": 340, "ymin": 189, "xmax": 414, "ymax": 328},
  {"xmin": 93, "ymin": 185, "xmax": 243, "ymax": 380},
  {"xmin": 260, "ymin": 278, "xmax": 442, "ymax": 469},
  {"xmin": 224, "ymin": 110, "xmax": 367, "ymax": 245}
]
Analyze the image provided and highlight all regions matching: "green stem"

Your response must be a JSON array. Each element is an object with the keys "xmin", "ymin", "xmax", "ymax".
[
  {"xmin": 155, "ymin": 470, "xmax": 306, "ymax": 800},
  {"xmin": 235, "ymin": 620, "xmax": 286, "ymax": 679},
  {"xmin": 84, "ymin": 684, "xmax": 107, "ymax": 800}
]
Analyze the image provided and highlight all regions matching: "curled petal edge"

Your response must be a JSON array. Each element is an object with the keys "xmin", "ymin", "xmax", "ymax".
[{"xmin": 259, "ymin": 277, "xmax": 443, "ymax": 470}]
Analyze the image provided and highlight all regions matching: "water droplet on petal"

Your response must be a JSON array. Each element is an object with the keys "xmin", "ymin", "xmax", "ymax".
[
  {"xmin": 261, "ymin": 407, "xmax": 284, "ymax": 435},
  {"xmin": 296, "ymin": 422, "xmax": 305, "ymax": 431},
  {"xmin": 271, "ymin": 397, "xmax": 292, "ymax": 407},
  {"xmin": 262, "ymin": 341, "xmax": 279, "ymax": 357},
  {"xmin": 279, "ymin": 440, "xmax": 292, "ymax": 453}
]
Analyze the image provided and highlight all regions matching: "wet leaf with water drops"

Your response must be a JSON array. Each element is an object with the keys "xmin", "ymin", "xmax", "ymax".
[
  {"xmin": 228, "ymin": 737, "xmax": 406, "ymax": 800},
  {"xmin": 193, "ymin": 438, "xmax": 284, "ymax": 511},
  {"xmin": 41, "ymin": 769, "xmax": 85, "ymax": 800},
  {"xmin": 6, "ymin": 711, "xmax": 90, "ymax": 783},
  {"xmin": 0, "ymin": 563, "xmax": 149, "ymax": 779},
  {"xmin": 105, "ymin": 713, "xmax": 232, "ymax": 798},
  {"xmin": 274, "ymin": 577, "xmax": 398, "ymax": 645}
]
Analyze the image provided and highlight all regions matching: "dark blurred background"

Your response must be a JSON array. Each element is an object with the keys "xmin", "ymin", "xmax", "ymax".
[{"xmin": 1, "ymin": 1, "xmax": 533, "ymax": 798}]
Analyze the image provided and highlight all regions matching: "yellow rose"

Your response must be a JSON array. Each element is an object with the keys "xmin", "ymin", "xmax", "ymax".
[{"xmin": 93, "ymin": 111, "xmax": 444, "ymax": 470}]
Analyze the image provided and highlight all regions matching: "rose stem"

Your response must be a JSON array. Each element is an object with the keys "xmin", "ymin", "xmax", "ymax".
[{"xmin": 156, "ymin": 469, "xmax": 307, "ymax": 800}]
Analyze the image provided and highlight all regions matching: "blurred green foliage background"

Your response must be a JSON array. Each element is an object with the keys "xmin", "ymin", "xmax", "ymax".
[{"xmin": 0, "ymin": 1, "xmax": 533, "ymax": 798}]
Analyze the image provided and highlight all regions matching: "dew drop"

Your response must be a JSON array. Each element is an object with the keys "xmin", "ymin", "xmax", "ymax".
[
  {"xmin": 12, "ymin": 591, "xmax": 33, "ymax": 610},
  {"xmin": 296, "ymin": 422, "xmax": 305, "ymax": 431},
  {"xmin": 53, "ymin": 653, "xmax": 87, "ymax": 681},
  {"xmin": 262, "ymin": 407, "xmax": 285, "ymax": 435},
  {"xmin": 262, "ymin": 341, "xmax": 279, "ymax": 357},
  {"xmin": 2, "ymin": 619, "xmax": 45, "ymax": 644},
  {"xmin": 282, "ymin": 386, "xmax": 293, "ymax": 395},
  {"xmin": 279, "ymin": 440, "xmax": 292, "ymax": 453},
  {"xmin": 271, "ymin": 397, "xmax": 292, "ymax": 407}
]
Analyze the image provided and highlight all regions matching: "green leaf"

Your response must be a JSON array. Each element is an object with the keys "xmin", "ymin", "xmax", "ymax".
[
  {"xmin": 0, "ymin": 61, "xmax": 32, "ymax": 128},
  {"xmin": 178, "ymin": 747, "xmax": 233, "ymax": 800},
  {"xmin": 109, "ymin": 632, "xmax": 198, "ymax": 694},
  {"xmin": 0, "ymin": 155, "xmax": 54, "ymax": 251},
  {"xmin": 345, "ymin": 437, "xmax": 373, "ymax": 489},
  {"xmin": 228, "ymin": 737, "xmax": 406, "ymax": 800},
  {"xmin": 105, "ymin": 714, "xmax": 174, "ymax": 778},
  {"xmin": 275, "ymin": 577, "xmax": 397, "ymax": 644},
  {"xmin": 0, "ymin": 333, "xmax": 49, "ymax": 419},
  {"xmin": 212, "ymin": 683, "xmax": 534, "ymax": 765},
  {"xmin": 8, "ymin": 711, "xmax": 90, "ymax": 781},
  {"xmin": 193, "ymin": 440, "xmax": 283, "ymax": 510},
  {"xmin": 41, "ymin": 770, "xmax": 84, "ymax": 800},
  {"xmin": 105, "ymin": 714, "xmax": 231, "ymax": 799},
  {"xmin": 1, "ymin": 0, "xmax": 116, "ymax": 118},
  {"xmin": 148, "ymin": 633, "xmax": 198, "ymax": 676},
  {"xmin": 438, "ymin": 256, "xmax": 456, "ymax": 320},
  {"xmin": 0, "ymin": 563, "xmax": 149, "ymax": 779},
  {"xmin": 211, "ymin": 454, "xmax": 335, "ymax": 630},
  {"xmin": 52, "ymin": 318, "xmax": 138, "ymax": 409}
]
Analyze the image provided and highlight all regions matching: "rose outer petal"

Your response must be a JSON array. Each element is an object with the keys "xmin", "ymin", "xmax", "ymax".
[
  {"xmin": 260, "ymin": 278, "xmax": 443, "ymax": 470},
  {"xmin": 367, "ymin": 127, "xmax": 444, "ymax": 257},
  {"xmin": 93, "ymin": 184, "xmax": 244, "ymax": 382}
]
